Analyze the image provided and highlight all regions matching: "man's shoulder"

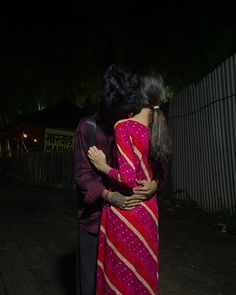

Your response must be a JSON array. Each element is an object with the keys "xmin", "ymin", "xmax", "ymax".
[
  {"xmin": 76, "ymin": 115, "xmax": 96, "ymax": 131},
  {"xmin": 79, "ymin": 115, "xmax": 96, "ymax": 124}
]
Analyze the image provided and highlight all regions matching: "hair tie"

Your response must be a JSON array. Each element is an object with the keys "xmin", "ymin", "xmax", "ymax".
[{"xmin": 153, "ymin": 105, "xmax": 160, "ymax": 110}]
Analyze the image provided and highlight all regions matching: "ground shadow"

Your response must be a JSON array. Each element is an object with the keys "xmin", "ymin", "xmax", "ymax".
[{"xmin": 57, "ymin": 251, "xmax": 76, "ymax": 295}]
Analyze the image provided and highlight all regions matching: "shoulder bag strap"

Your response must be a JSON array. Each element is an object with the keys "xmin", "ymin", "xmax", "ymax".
[{"xmin": 85, "ymin": 116, "xmax": 97, "ymax": 148}]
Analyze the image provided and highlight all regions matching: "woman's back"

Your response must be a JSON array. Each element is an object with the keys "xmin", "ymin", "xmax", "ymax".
[{"xmin": 110, "ymin": 118, "xmax": 153, "ymax": 188}]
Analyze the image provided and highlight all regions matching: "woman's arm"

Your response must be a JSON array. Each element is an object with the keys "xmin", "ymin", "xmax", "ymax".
[
  {"xmin": 88, "ymin": 123, "xmax": 138, "ymax": 188},
  {"xmin": 109, "ymin": 123, "xmax": 138, "ymax": 187}
]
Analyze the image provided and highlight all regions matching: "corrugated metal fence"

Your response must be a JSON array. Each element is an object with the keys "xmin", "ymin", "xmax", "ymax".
[{"xmin": 169, "ymin": 53, "xmax": 236, "ymax": 214}]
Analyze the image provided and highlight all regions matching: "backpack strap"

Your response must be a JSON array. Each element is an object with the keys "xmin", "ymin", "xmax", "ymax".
[{"xmin": 84, "ymin": 116, "xmax": 97, "ymax": 148}]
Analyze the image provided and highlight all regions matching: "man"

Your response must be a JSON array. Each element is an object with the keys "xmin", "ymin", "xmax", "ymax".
[{"xmin": 75, "ymin": 113, "xmax": 158, "ymax": 295}]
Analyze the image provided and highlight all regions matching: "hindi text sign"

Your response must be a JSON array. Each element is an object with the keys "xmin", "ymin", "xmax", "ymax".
[{"xmin": 44, "ymin": 129, "xmax": 75, "ymax": 152}]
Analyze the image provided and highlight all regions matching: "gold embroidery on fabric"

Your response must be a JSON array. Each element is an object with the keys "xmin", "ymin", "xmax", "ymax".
[
  {"xmin": 97, "ymin": 259, "xmax": 123, "ymax": 295},
  {"xmin": 133, "ymin": 144, "xmax": 151, "ymax": 182},
  {"xmin": 140, "ymin": 203, "xmax": 158, "ymax": 228},
  {"xmin": 117, "ymin": 143, "xmax": 136, "ymax": 170},
  {"xmin": 100, "ymin": 226, "xmax": 156, "ymax": 295},
  {"xmin": 111, "ymin": 208, "xmax": 158, "ymax": 263}
]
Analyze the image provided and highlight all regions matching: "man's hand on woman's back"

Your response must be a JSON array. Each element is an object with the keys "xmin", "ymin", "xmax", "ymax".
[{"xmin": 133, "ymin": 180, "xmax": 158, "ymax": 199}]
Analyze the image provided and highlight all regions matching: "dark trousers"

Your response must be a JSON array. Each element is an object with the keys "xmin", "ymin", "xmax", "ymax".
[{"xmin": 77, "ymin": 228, "xmax": 99, "ymax": 295}]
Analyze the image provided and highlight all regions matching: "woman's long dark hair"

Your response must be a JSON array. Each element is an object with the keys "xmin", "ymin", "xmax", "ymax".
[{"xmin": 140, "ymin": 73, "xmax": 172, "ymax": 161}]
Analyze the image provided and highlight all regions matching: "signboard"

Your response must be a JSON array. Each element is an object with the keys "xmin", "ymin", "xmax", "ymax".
[{"xmin": 44, "ymin": 128, "xmax": 75, "ymax": 153}]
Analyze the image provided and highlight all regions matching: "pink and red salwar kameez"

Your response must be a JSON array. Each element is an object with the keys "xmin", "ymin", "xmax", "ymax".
[{"xmin": 97, "ymin": 120, "xmax": 159, "ymax": 295}]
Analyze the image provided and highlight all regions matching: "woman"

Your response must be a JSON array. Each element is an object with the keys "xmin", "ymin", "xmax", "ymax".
[{"xmin": 88, "ymin": 65, "xmax": 171, "ymax": 295}]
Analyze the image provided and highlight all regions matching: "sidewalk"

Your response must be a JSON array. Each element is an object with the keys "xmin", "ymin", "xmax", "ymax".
[
  {"xmin": 0, "ymin": 175, "xmax": 236, "ymax": 295},
  {"xmin": 159, "ymin": 212, "xmax": 236, "ymax": 294}
]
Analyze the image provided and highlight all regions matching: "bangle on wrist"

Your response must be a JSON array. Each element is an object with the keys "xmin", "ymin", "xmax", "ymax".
[
  {"xmin": 154, "ymin": 178, "xmax": 159, "ymax": 185},
  {"xmin": 106, "ymin": 192, "xmax": 112, "ymax": 202},
  {"xmin": 103, "ymin": 190, "xmax": 111, "ymax": 202}
]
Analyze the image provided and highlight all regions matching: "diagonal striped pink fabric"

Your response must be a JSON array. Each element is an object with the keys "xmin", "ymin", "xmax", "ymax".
[{"xmin": 97, "ymin": 120, "xmax": 159, "ymax": 295}]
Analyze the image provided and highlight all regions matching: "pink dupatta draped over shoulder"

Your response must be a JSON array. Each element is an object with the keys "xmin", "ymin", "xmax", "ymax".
[{"xmin": 97, "ymin": 120, "xmax": 159, "ymax": 295}]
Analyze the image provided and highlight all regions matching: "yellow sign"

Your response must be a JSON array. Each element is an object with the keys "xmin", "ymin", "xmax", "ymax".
[{"xmin": 44, "ymin": 128, "xmax": 75, "ymax": 153}]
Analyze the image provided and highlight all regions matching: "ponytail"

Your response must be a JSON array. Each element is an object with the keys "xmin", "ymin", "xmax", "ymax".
[
  {"xmin": 149, "ymin": 107, "xmax": 172, "ymax": 161},
  {"xmin": 140, "ymin": 72, "xmax": 172, "ymax": 161}
]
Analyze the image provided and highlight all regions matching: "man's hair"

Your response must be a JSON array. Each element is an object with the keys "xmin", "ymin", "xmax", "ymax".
[{"xmin": 99, "ymin": 64, "xmax": 143, "ymax": 125}]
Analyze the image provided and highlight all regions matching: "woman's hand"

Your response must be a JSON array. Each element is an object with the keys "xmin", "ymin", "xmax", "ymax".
[{"xmin": 88, "ymin": 146, "xmax": 110, "ymax": 173}]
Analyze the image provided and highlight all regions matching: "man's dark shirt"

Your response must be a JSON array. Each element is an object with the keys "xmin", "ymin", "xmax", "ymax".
[{"xmin": 75, "ymin": 117, "xmax": 114, "ymax": 234}]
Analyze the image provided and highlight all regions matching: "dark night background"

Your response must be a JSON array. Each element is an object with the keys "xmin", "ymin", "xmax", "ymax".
[{"xmin": 0, "ymin": 0, "xmax": 236, "ymax": 128}]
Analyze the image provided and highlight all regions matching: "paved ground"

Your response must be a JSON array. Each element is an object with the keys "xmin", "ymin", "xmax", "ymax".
[{"xmin": 0, "ymin": 175, "xmax": 236, "ymax": 295}]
